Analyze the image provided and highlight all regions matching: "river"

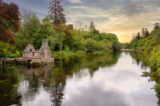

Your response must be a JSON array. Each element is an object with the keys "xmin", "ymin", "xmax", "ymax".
[{"xmin": 0, "ymin": 52, "xmax": 158, "ymax": 106}]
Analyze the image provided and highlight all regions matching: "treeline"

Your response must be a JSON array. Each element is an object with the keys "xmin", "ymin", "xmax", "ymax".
[
  {"xmin": 0, "ymin": 0, "xmax": 120, "ymax": 58},
  {"xmin": 129, "ymin": 23, "xmax": 160, "ymax": 98},
  {"xmin": 16, "ymin": 14, "xmax": 120, "ymax": 53},
  {"xmin": 130, "ymin": 23, "xmax": 160, "ymax": 69}
]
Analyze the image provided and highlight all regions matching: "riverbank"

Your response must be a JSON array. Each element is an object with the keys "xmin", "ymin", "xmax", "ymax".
[
  {"xmin": 121, "ymin": 49, "xmax": 143, "ymax": 52},
  {"xmin": 0, "ymin": 50, "xmax": 117, "ymax": 67},
  {"xmin": 0, "ymin": 57, "xmax": 54, "ymax": 67},
  {"xmin": 52, "ymin": 50, "xmax": 113, "ymax": 59}
]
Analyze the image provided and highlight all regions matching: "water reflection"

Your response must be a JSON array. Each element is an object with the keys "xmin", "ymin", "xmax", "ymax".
[
  {"xmin": 21, "ymin": 85, "xmax": 53, "ymax": 106},
  {"xmin": 0, "ymin": 65, "xmax": 21, "ymax": 105},
  {"xmin": 0, "ymin": 52, "xmax": 158, "ymax": 106},
  {"xmin": 62, "ymin": 53, "xmax": 157, "ymax": 106}
]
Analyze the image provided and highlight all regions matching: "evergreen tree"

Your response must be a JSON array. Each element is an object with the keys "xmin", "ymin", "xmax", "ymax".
[
  {"xmin": 145, "ymin": 28, "xmax": 149, "ymax": 37},
  {"xmin": 136, "ymin": 32, "xmax": 141, "ymax": 40},
  {"xmin": 89, "ymin": 21, "xmax": 95, "ymax": 30},
  {"xmin": 49, "ymin": 0, "xmax": 66, "ymax": 25},
  {"xmin": 141, "ymin": 28, "xmax": 149, "ymax": 37}
]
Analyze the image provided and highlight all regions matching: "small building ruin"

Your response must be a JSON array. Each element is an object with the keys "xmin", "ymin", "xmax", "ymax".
[{"xmin": 23, "ymin": 39, "xmax": 52, "ymax": 61}]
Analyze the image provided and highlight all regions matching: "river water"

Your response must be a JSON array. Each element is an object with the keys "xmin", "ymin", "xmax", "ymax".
[{"xmin": 0, "ymin": 52, "xmax": 158, "ymax": 106}]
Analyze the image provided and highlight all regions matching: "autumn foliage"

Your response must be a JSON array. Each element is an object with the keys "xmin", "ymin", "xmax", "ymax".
[{"xmin": 0, "ymin": 0, "xmax": 20, "ymax": 44}]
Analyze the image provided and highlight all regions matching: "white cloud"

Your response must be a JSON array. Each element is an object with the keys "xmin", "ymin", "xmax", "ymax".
[{"xmin": 67, "ymin": 0, "xmax": 81, "ymax": 4}]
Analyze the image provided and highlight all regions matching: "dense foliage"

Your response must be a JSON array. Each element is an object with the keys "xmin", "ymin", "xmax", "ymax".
[
  {"xmin": 0, "ymin": 0, "xmax": 120, "ymax": 58},
  {"xmin": 130, "ymin": 23, "xmax": 160, "ymax": 98},
  {"xmin": 0, "ymin": 0, "xmax": 20, "ymax": 44},
  {"xmin": 0, "ymin": 41, "xmax": 20, "ymax": 57},
  {"xmin": 18, "ymin": 15, "xmax": 119, "ymax": 53},
  {"xmin": 1, "ymin": 15, "xmax": 120, "ymax": 57}
]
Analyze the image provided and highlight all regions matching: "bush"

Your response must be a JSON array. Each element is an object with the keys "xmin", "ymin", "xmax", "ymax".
[{"xmin": 0, "ymin": 42, "xmax": 20, "ymax": 58}]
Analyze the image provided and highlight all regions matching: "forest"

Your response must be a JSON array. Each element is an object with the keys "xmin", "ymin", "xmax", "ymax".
[
  {"xmin": 0, "ymin": 0, "xmax": 120, "ymax": 59},
  {"xmin": 130, "ymin": 23, "xmax": 160, "ymax": 71}
]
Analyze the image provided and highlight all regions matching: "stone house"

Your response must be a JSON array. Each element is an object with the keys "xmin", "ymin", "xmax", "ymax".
[{"xmin": 23, "ymin": 39, "xmax": 52, "ymax": 60}]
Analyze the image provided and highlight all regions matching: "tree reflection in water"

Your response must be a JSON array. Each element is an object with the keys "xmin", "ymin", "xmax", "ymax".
[
  {"xmin": 130, "ymin": 51, "xmax": 160, "ymax": 106},
  {"xmin": 0, "ymin": 53, "xmax": 119, "ymax": 106},
  {"xmin": 0, "ymin": 52, "xmax": 159, "ymax": 106},
  {"xmin": 0, "ymin": 64, "xmax": 21, "ymax": 105}
]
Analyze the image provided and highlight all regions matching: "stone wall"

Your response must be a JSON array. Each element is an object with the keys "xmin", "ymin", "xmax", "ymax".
[
  {"xmin": 23, "ymin": 52, "xmax": 41, "ymax": 59},
  {"xmin": 22, "ymin": 39, "xmax": 52, "ymax": 60}
]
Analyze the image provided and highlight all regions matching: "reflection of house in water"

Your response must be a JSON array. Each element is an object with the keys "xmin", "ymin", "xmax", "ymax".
[
  {"xmin": 22, "ymin": 65, "xmax": 65, "ymax": 106},
  {"xmin": 23, "ymin": 65, "xmax": 52, "ymax": 82},
  {"xmin": 23, "ymin": 39, "xmax": 52, "ymax": 61}
]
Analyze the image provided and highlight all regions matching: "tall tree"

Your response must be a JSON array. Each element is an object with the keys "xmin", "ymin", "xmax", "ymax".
[
  {"xmin": 89, "ymin": 21, "xmax": 95, "ymax": 30},
  {"xmin": 49, "ymin": 0, "xmax": 66, "ymax": 25},
  {"xmin": 0, "ymin": 0, "xmax": 20, "ymax": 44},
  {"xmin": 141, "ymin": 28, "xmax": 149, "ymax": 37},
  {"xmin": 136, "ymin": 32, "xmax": 141, "ymax": 40}
]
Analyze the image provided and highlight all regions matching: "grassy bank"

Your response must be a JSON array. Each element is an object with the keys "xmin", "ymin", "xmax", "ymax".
[{"xmin": 52, "ymin": 50, "xmax": 113, "ymax": 60}]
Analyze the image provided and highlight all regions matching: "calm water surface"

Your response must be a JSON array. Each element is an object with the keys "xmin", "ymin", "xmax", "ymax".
[{"xmin": 0, "ymin": 52, "xmax": 158, "ymax": 106}]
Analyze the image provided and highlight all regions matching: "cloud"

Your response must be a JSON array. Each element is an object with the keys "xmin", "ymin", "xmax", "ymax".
[
  {"xmin": 62, "ymin": 70, "xmax": 129, "ymax": 106},
  {"xmin": 65, "ymin": 6, "xmax": 110, "ymax": 24},
  {"xmin": 97, "ymin": 7, "xmax": 160, "ymax": 42},
  {"xmin": 67, "ymin": 0, "xmax": 81, "ymax": 4},
  {"xmin": 65, "ymin": 0, "xmax": 160, "ymax": 42}
]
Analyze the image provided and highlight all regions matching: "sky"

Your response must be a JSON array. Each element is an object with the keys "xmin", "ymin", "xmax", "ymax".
[{"xmin": 5, "ymin": 0, "xmax": 160, "ymax": 42}]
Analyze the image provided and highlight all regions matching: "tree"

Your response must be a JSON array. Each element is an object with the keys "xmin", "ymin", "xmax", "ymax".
[
  {"xmin": 21, "ymin": 10, "xmax": 34, "ymax": 25},
  {"xmin": 154, "ymin": 23, "xmax": 160, "ymax": 30},
  {"xmin": 0, "ymin": 0, "xmax": 20, "ymax": 44},
  {"xmin": 136, "ymin": 32, "xmax": 141, "ymax": 40},
  {"xmin": 141, "ymin": 28, "xmax": 145, "ymax": 36},
  {"xmin": 89, "ymin": 21, "xmax": 95, "ymax": 30},
  {"xmin": 145, "ymin": 28, "xmax": 149, "ymax": 37},
  {"xmin": 141, "ymin": 28, "xmax": 149, "ymax": 37},
  {"xmin": 49, "ymin": 0, "xmax": 66, "ymax": 25},
  {"xmin": 16, "ymin": 15, "xmax": 42, "ymax": 49}
]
